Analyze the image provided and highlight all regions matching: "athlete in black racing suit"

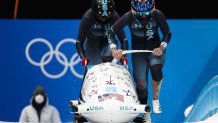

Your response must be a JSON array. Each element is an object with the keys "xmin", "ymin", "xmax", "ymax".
[
  {"xmin": 75, "ymin": 0, "xmax": 129, "ymax": 107},
  {"xmin": 111, "ymin": 0, "xmax": 172, "ymax": 122},
  {"xmin": 76, "ymin": 0, "xmax": 128, "ymax": 67}
]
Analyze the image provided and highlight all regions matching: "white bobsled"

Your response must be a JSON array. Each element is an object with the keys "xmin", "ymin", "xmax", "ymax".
[
  {"xmin": 70, "ymin": 62, "xmax": 150, "ymax": 123},
  {"xmin": 70, "ymin": 50, "xmax": 152, "ymax": 123}
]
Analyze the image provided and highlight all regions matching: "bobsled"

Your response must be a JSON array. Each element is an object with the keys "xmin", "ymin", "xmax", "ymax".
[{"xmin": 70, "ymin": 50, "xmax": 152, "ymax": 123}]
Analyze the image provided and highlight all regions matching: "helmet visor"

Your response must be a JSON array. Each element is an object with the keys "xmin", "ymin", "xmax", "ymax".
[{"xmin": 135, "ymin": 10, "xmax": 153, "ymax": 17}]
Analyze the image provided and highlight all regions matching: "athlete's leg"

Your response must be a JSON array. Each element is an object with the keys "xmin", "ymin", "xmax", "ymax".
[
  {"xmin": 132, "ymin": 53, "xmax": 151, "ymax": 122},
  {"xmin": 149, "ymin": 50, "xmax": 166, "ymax": 114},
  {"xmin": 150, "ymin": 64, "xmax": 163, "ymax": 100},
  {"xmin": 132, "ymin": 53, "xmax": 149, "ymax": 104}
]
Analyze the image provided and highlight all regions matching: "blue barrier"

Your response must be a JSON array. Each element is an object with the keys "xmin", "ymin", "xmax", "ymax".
[
  {"xmin": 0, "ymin": 20, "xmax": 218, "ymax": 122},
  {"xmin": 185, "ymin": 75, "xmax": 218, "ymax": 122}
]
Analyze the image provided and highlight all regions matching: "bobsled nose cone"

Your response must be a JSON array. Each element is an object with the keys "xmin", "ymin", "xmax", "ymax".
[{"xmin": 145, "ymin": 105, "xmax": 151, "ymax": 113}]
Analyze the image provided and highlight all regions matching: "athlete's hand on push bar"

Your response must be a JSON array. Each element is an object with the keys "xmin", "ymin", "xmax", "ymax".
[
  {"xmin": 152, "ymin": 47, "xmax": 163, "ymax": 56},
  {"xmin": 112, "ymin": 48, "xmax": 123, "ymax": 60}
]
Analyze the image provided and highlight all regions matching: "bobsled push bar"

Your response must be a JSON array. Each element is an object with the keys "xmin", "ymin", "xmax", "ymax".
[
  {"xmin": 122, "ymin": 50, "xmax": 153, "ymax": 54},
  {"xmin": 112, "ymin": 50, "xmax": 153, "ymax": 63}
]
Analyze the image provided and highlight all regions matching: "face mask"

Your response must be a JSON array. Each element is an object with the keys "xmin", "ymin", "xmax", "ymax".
[{"xmin": 35, "ymin": 94, "xmax": 44, "ymax": 104}]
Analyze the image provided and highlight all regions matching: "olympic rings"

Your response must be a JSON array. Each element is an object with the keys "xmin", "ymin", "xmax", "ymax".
[{"xmin": 25, "ymin": 38, "xmax": 83, "ymax": 79}]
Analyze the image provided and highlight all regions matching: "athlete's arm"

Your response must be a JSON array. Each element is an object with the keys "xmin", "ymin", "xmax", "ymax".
[
  {"xmin": 110, "ymin": 12, "xmax": 132, "ymax": 59},
  {"xmin": 155, "ymin": 9, "xmax": 171, "ymax": 49},
  {"xmin": 76, "ymin": 10, "xmax": 93, "ymax": 59},
  {"xmin": 112, "ymin": 11, "xmax": 129, "ymax": 51}
]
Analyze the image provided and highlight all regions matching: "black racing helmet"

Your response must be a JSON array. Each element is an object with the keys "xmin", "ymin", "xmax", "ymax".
[
  {"xmin": 91, "ymin": 0, "xmax": 115, "ymax": 20},
  {"xmin": 131, "ymin": 0, "xmax": 155, "ymax": 18}
]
